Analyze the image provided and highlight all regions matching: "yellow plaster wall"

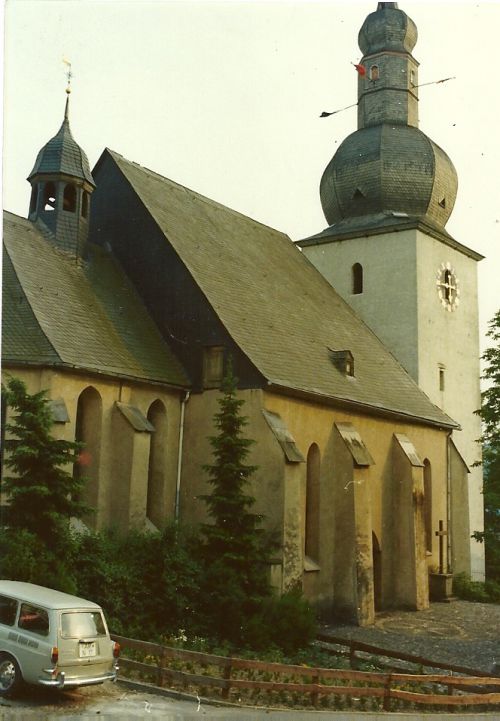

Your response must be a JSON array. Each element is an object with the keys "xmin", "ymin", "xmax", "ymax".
[
  {"xmin": 2, "ymin": 365, "xmax": 183, "ymax": 531},
  {"xmin": 262, "ymin": 390, "xmax": 449, "ymax": 614}
]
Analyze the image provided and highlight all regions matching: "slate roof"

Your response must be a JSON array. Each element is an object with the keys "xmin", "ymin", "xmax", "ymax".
[
  {"xmin": 298, "ymin": 212, "xmax": 484, "ymax": 262},
  {"xmin": 320, "ymin": 124, "xmax": 458, "ymax": 229},
  {"xmin": 2, "ymin": 211, "xmax": 188, "ymax": 388},
  {"xmin": 105, "ymin": 149, "xmax": 457, "ymax": 429},
  {"xmin": 28, "ymin": 99, "xmax": 95, "ymax": 186}
]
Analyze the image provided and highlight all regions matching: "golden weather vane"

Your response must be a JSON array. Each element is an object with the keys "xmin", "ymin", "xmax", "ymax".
[{"xmin": 62, "ymin": 57, "xmax": 72, "ymax": 95}]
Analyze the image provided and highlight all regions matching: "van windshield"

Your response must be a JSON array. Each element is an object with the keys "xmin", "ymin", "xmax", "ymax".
[{"xmin": 61, "ymin": 611, "xmax": 107, "ymax": 638}]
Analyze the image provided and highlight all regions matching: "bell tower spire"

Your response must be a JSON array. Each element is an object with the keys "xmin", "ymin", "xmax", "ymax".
[
  {"xmin": 27, "ymin": 63, "xmax": 95, "ymax": 258},
  {"xmin": 357, "ymin": 2, "xmax": 419, "ymax": 130},
  {"xmin": 299, "ymin": 3, "xmax": 485, "ymax": 582}
]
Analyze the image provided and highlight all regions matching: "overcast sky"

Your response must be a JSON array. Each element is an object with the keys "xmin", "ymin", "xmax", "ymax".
[{"xmin": 3, "ymin": 0, "xmax": 499, "ymax": 356}]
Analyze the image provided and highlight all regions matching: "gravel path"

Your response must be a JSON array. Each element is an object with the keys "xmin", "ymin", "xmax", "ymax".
[{"xmin": 321, "ymin": 600, "xmax": 500, "ymax": 674}]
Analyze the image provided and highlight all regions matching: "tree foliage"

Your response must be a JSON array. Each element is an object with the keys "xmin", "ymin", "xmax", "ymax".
[
  {"xmin": 1, "ymin": 377, "xmax": 90, "ymax": 588},
  {"xmin": 473, "ymin": 309, "xmax": 500, "ymax": 579},
  {"xmin": 198, "ymin": 360, "xmax": 275, "ymax": 645}
]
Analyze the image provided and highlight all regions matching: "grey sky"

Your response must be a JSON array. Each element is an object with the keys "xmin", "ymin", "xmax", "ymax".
[{"xmin": 3, "ymin": 0, "xmax": 499, "ymax": 354}]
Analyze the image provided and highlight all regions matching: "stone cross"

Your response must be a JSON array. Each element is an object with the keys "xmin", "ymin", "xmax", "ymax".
[{"xmin": 435, "ymin": 520, "xmax": 448, "ymax": 574}]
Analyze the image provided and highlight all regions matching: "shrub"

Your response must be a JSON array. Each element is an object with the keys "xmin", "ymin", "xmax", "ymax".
[
  {"xmin": 452, "ymin": 572, "xmax": 496, "ymax": 603},
  {"xmin": 73, "ymin": 524, "xmax": 202, "ymax": 639},
  {"xmin": 0, "ymin": 526, "xmax": 78, "ymax": 594}
]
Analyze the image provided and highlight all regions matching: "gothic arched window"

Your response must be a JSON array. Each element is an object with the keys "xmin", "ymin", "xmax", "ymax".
[
  {"xmin": 423, "ymin": 459, "xmax": 432, "ymax": 553},
  {"xmin": 305, "ymin": 443, "xmax": 321, "ymax": 563},
  {"xmin": 352, "ymin": 263, "xmax": 363, "ymax": 295},
  {"xmin": 74, "ymin": 386, "xmax": 102, "ymax": 526}
]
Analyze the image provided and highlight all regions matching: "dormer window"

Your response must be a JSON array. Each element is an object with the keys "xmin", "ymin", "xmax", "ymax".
[
  {"xmin": 44, "ymin": 182, "xmax": 56, "ymax": 211},
  {"xmin": 329, "ymin": 349, "xmax": 355, "ymax": 377},
  {"xmin": 203, "ymin": 346, "xmax": 225, "ymax": 388},
  {"xmin": 370, "ymin": 65, "xmax": 379, "ymax": 81},
  {"xmin": 439, "ymin": 198, "xmax": 446, "ymax": 209}
]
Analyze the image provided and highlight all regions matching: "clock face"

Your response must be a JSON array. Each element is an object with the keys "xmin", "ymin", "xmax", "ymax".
[{"xmin": 436, "ymin": 262, "xmax": 460, "ymax": 312}]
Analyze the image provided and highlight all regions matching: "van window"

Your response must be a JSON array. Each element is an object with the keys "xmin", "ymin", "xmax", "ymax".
[
  {"xmin": 18, "ymin": 603, "xmax": 49, "ymax": 636},
  {"xmin": 61, "ymin": 611, "xmax": 106, "ymax": 638},
  {"xmin": 0, "ymin": 595, "xmax": 18, "ymax": 626}
]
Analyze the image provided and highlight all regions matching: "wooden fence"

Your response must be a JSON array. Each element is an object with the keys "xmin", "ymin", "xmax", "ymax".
[{"xmin": 111, "ymin": 633, "xmax": 500, "ymax": 712}]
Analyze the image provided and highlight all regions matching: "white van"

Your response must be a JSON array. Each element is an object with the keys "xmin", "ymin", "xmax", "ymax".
[{"xmin": 0, "ymin": 581, "xmax": 119, "ymax": 696}]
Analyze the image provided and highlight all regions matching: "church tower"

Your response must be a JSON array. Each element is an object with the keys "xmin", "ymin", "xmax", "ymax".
[
  {"xmin": 27, "ymin": 87, "xmax": 95, "ymax": 258},
  {"xmin": 299, "ymin": 2, "xmax": 485, "ymax": 579}
]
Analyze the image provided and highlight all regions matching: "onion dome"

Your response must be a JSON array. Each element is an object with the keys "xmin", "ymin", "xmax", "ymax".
[
  {"xmin": 319, "ymin": 2, "xmax": 457, "ymax": 231},
  {"xmin": 28, "ymin": 97, "xmax": 95, "ymax": 187},
  {"xmin": 358, "ymin": 2, "xmax": 417, "ymax": 56},
  {"xmin": 320, "ymin": 124, "xmax": 458, "ymax": 228}
]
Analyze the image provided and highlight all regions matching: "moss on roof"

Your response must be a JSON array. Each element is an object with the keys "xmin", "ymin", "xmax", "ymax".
[
  {"xmin": 106, "ymin": 149, "xmax": 456, "ymax": 428},
  {"xmin": 3, "ymin": 211, "xmax": 188, "ymax": 388}
]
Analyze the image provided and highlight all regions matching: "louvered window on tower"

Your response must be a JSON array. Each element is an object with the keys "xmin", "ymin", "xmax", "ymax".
[
  {"xmin": 44, "ymin": 182, "xmax": 56, "ymax": 211},
  {"xmin": 329, "ymin": 349, "xmax": 355, "ymax": 377},
  {"xmin": 63, "ymin": 184, "xmax": 77, "ymax": 213}
]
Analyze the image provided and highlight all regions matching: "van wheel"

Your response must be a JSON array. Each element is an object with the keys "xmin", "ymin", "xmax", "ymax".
[{"xmin": 0, "ymin": 653, "xmax": 23, "ymax": 696}]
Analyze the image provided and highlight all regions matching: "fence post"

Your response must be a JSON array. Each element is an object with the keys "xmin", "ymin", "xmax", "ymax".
[
  {"xmin": 349, "ymin": 642, "xmax": 357, "ymax": 669},
  {"xmin": 310, "ymin": 671, "xmax": 319, "ymax": 707},
  {"xmin": 221, "ymin": 659, "xmax": 232, "ymax": 700},
  {"xmin": 156, "ymin": 648, "xmax": 166, "ymax": 688},
  {"xmin": 447, "ymin": 682, "xmax": 454, "ymax": 714},
  {"xmin": 383, "ymin": 674, "xmax": 392, "ymax": 712}
]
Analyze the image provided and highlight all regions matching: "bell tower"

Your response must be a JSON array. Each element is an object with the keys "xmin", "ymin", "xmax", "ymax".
[
  {"xmin": 27, "ymin": 77, "xmax": 95, "ymax": 258},
  {"xmin": 298, "ymin": 2, "xmax": 485, "ymax": 580}
]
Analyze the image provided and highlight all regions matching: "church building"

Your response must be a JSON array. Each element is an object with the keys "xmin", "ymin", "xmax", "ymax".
[{"xmin": 2, "ymin": 2, "xmax": 484, "ymax": 625}]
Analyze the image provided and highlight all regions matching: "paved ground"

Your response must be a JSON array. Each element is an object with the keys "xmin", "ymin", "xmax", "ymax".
[{"xmin": 321, "ymin": 599, "xmax": 500, "ymax": 673}]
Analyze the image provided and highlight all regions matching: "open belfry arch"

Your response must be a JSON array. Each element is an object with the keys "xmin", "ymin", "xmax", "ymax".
[
  {"xmin": 2, "ymin": 4, "xmax": 482, "ymax": 627},
  {"xmin": 299, "ymin": 1, "xmax": 484, "ymax": 581}
]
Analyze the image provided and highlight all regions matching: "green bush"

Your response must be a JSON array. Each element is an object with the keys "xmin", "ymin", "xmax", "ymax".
[
  {"xmin": 452, "ymin": 572, "xmax": 500, "ymax": 603},
  {"xmin": 72, "ymin": 524, "xmax": 202, "ymax": 640},
  {"xmin": 264, "ymin": 588, "xmax": 318, "ymax": 655},
  {"xmin": 0, "ymin": 526, "xmax": 78, "ymax": 594}
]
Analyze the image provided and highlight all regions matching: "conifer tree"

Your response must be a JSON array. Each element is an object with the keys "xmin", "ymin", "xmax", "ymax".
[
  {"xmin": 473, "ymin": 309, "xmax": 500, "ymax": 579},
  {"xmin": 199, "ymin": 360, "xmax": 273, "ymax": 645},
  {"xmin": 1, "ymin": 377, "xmax": 89, "ymax": 556}
]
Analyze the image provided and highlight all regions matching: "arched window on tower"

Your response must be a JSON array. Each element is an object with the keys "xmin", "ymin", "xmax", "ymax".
[
  {"xmin": 305, "ymin": 443, "xmax": 321, "ymax": 563},
  {"xmin": 423, "ymin": 459, "xmax": 432, "ymax": 553},
  {"xmin": 74, "ymin": 386, "xmax": 102, "ymax": 527},
  {"xmin": 63, "ymin": 184, "xmax": 77, "ymax": 213},
  {"xmin": 44, "ymin": 182, "xmax": 57, "ymax": 211},
  {"xmin": 81, "ymin": 191, "xmax": 89, "ymax": 219},
  {"xmin": 146, "ymin": 400, "xmax": 168, "ymax": 527},
  {"xmin": 370, "ymin": 65, "xmax": 379, "ymax": 81},
  {"xmin": 352, "ymin": 263, "xmax": 363, "ymax": 295},
  {"xmin": 29, "ymin": 185, "xmax": 39, "ymax": 214}
]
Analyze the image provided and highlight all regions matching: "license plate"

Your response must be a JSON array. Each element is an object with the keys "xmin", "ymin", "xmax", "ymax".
[{"xmin": 79, "ymin": 642, "xmax": 96, "ymax": 658}]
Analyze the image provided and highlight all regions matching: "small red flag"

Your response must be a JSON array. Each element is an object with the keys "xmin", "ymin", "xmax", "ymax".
[
  {"xmin": 354, "ymin": 64, "xmax": 366, "ymax": 76},
  {"xmin": 78, "ymin": 450, "xmax": 92, "ymax": 467}
]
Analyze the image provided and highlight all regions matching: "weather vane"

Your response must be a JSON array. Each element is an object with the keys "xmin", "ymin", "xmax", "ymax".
[{"xmin": 63, "ymin": 57, "xmax": 72, "ymax": 95}]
